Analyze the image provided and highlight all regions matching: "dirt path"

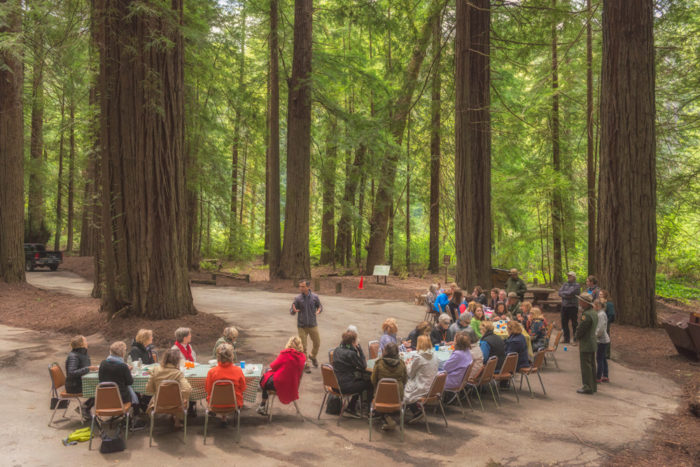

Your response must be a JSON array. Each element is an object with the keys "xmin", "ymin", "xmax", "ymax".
[{"xmin": 2, "ymin": 272, "xmax": 683, "ymax": 465}]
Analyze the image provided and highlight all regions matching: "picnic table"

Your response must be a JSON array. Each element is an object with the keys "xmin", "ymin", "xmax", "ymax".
[
  {"xmin": 82, "ymin": 362, "xmax": 263, "ymax": 404},
  {"xmin": 526, "ymin": 287, "xmax": 555, "ymax": 305},
  {"xmin": 366, "ymin": 349, "xmax": 453, "ymax": 370},
  {"xmin": 493, "ymin": 320, "xmax": 534, "ymax": 358}
]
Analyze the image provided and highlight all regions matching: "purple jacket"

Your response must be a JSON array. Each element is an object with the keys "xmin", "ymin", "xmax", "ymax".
[
  {"xmin": 379, "ymin": 333, "xmax": 397, "ymax": 353},
  {"xmin": 443, "ymin": 349, "xmax": 473, "ymax": 390}
]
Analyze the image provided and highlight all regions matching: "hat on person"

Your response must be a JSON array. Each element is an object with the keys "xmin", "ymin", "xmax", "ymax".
[
  {"xmin": 507, "ymin": 292, "xmax": 518, "ymax": 299},
  {"xmin": 509, "ymin": 268, "xmax": 518, "ymax": 274},
  {"xmin": 576, "ymin": 292, "xmax": 593, "ymax": 305},
  {"xmin": 567, "ymin": 271, "xmax": 577, "ymax": 278}
]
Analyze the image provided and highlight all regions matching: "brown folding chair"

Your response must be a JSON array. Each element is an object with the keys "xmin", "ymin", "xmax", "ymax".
[
  {"xmin": 203, "ymin": 379, "xmax": 240, "ymax": 443},
  {"xmin": 317, "ymin": 364, "xmax": 363, "ymax": 426},
  {"xmin": 148, "ymin": 380, "xmax": 187, "ymax": 446},
  {"xmin": 424, "ymin": 304, "xmax": 437, "ymax": 325},
  {"xmin": 88, "ymin": 382, "xmax": 132, "ymax": 450},
  {"xmin": 493, "ymin": 353, "xmax": 520, "ymax": 403},
  {"xmin": 368, "ymin": 341, "xmax": 380, "ymax": 360},
  {"xmin": 545, "ymin": 322, "xmax": 555, "ymax": 339},
  {"xmin": 519, "ymin": 349, "xmax": 547, "ymax": 397},
  {"xmin": 443, "ymin": 361, "xmax": 474, "ymax": 418},
  {"xmin": 544, "ymin": 330, "xmax": 563, "ymax": 369},
  {"xmin": 48, "ymin": 363, "xmax": 84, "ymax": 426},
  {"xmin": 328, "ymin": 349, "xmax": 334, "ymax": 363},
  {"xmin": 369, "ymin": 378, "xmax": 404, "ymax": 441},
  {"xmin": 264, "ymin": 370, "xmax": 304, "ymax": 423},
  {"xmin": 416, "ymin": 372, "xmax": 448, "ymax": 434},
  {"xmin": 466, "ymin": 356, "xmax": 498, "ymax": 411}
]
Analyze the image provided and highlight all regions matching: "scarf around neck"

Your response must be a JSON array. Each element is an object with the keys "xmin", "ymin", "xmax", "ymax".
[{"xmin": 175, "ymin": 341, "xmax": 194, "ymax": 362}]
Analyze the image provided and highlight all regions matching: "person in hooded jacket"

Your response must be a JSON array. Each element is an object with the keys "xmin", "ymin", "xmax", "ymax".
[
  {"xmin": 129, "ymin": 329, "xmax": 156, "ymax": 365},
  {"xmin": 504, "ymin": 321, "xmax": 530, "ymax": 370},
  {"xmin": 146, "ymin": 349, "xmax": 191, "ymax": 428},
  {"xmin": 333, "ymin": 330, "xmax": 373, "ymax": 418},
  {"xmin": 479, "ymin": 321, "xmax": 506, "ymax": 371},
  {"xmin": 257, "ymin": 336, "xmax": 307, "ymax": 415},
  {"xmin": 65, "ymin": 335, "xmax": 98, "ymax": 418},
  {"xmin": 404, "ymin": 335, "xmax": 439, "ymax": 423},
  {"xmin": 370, "ymin": 342, "xmax": 407, "ymax": 430}
]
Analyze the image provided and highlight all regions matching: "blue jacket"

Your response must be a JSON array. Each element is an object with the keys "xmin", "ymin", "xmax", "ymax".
[
  {"xmin": 433, "ymin": 293, "xmax": 450, "ymax": 313},
  {"xmin": 504, "ymin": 333, "xmax": 530, "ymax": 370}
]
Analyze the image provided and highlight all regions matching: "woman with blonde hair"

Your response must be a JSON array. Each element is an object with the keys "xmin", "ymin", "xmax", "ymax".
[
  {"xmin": 504, "ymin": 321, "xmax": 530, "ymax": 370},
  {"xmin": 404, "ymin": 335, "xmax": 439, "ymax": 423},
  {"xmin": 130, "ymin": 328, "xmax": 156, "ymax": 364},
  {"xmin": 529, "ymin": 307, "xmax": 548, "ymax": 350},
  {"xmin": 257, "ymin": 336, "xmax": 306, "ymax": 415},
  {"xmin": 205, "ymin": 343, "xmax": 246, "ymax": 408},
  {"xmin": 379, "ymin": 318, "xmax": 399, "ymax": 353}
]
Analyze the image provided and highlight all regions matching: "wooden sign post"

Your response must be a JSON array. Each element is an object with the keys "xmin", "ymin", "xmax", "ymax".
[{"xmin": 443, "ymin": 255, "xmax": 450, "ymax": 285}]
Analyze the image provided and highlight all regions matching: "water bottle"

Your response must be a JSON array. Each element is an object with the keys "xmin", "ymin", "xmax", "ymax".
[
  {"xmin": 563, "ymin": 346, "xmax": 568, "ymax": 352},
  {"xmin": 127, "ymin": 354, "xmax": 133, "ymax": 365}
]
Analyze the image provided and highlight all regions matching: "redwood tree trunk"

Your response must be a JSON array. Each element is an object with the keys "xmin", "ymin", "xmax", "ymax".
[
  {"xmin": 278, "ymin": 0, "xmax": 313, "ymax": 279},
  {"xmin": 319, "ymin": 118, "xmax": 337, "ymax": 265},
  {"xmin": 429, "ymin": 15, "xmax": 441, "ymax": 274},
  {"xmin": 597, "ymin": 0, "xmax": 656, "ymax": 326},
  {"xmin": 66, "ymin": 96, "xmax": 76, "ymax": 252},
  {"xmin": 96, "ymin": 0, "xmax": 194, "ymax": 318},
  {"xmin": 550, "ymin": 0, "xmax": 563, "ymax": 283},
  {"xmin": 0, "ymin": 0, "xmax": 25, "ymax": 283},
  {"xmin": 55, "ymin": 90, "xmax": 66, "ymax": 252},
  {"xmin": 455, "ymin": 0, "xmax": 492, "ymax": 290},
  {"xmin": 266, "ymin": 0, "xmax": 281, "ymax": 278},
  {"xmin": 335, "ymin": 145, "xmax": 365, "ymax": 267},
  {"xmin": 586, "ymin": 0, "xmax": 596, "ymax": 275}
]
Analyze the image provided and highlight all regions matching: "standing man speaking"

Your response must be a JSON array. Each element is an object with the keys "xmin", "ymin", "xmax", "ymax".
[{"xmin": 291, "ymin": 279, "xmax": 323, "ymax": 373}]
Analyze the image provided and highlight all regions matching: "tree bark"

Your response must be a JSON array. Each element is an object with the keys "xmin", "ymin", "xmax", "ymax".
[
  {"xmin": 55, "ymin": 90, "xmax": 66, "ymax": 252},
  {"xmin": 66, "ymin": 95, "xmax": 76, "ymax": 252},
  {"xmin": 365, "ymin": 0, "xmax": 446, "ymax": 274},
  {"xmin": 266, "ymin": 0, "xmax": 281, "ymax": 278},
  {"xmin": 319, "ymin": 118, "xmax": 338, "ymax": 265},
  {"xmin": 278, "ymin": 0, "xmax": 313, "ymax": 280},
  {"xmin": 335, "ymin": 145, "xmax": 365, "ymax": 267},
  {"xmin": 228, "ymin": 9, "xmax": 246, "ymax": 259},
  {"xmin": 586, "ymin": 0, "xmax": 596, "ymax": 276},
  {"xmin": 96, "ymin": 0, "xmax": 194, "ymax": 319},
  {"xmin": 455, "ymin": 0, "xmax": 492, "ymax": 290},
  {"xmin": 405, "ymin": 114, "xmax": 411, "ymax": 271},
  {"xmin": 429, "ymin": 14, "xmax": 441, "ymax": 274},
  {"xmin": 0, "ymin": 0, "xmax": 25, "ymax": 283},
  {"xmin": 597, "ymin": 0, "xmax": 656, "ymax": 327},
  {"xmin": 550, "ymin": 0, "xmax": 563, "ymax": 283}
]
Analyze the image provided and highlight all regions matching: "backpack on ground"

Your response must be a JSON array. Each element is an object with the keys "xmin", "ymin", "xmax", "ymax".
[{"xmin": 325, "ymin": 394, "xmax": 342, "ymax": 415}]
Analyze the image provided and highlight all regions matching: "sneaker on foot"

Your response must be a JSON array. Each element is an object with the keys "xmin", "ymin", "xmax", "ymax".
[
  {"xmin": 602, "ymin": 377, "xmax": 610, "ymax": 382},
  {"xmin": 310, "ymin": 357, "xmax": 319, "ymax": 368},
  {"xmin": 342, "ymin": 408, "xmax": 361, "ymax": 419},
  {"xmin": 256, "ymin": 405, "xmax": 268, "ymax": 416},
  {"xmin": 596, "ymin": 378, "xmax": 603, "ymax": 383},
  {"xmin": 407, "ymin": 411, "xmax": 425, "ymax": 425}
]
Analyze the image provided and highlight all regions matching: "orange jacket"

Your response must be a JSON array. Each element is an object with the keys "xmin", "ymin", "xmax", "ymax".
[{"xmin": 205, "ymin": 362, "xmax": 246, "ymax": 407}]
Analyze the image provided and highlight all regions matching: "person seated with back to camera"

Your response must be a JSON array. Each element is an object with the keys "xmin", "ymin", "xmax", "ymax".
[
  {"xmin": 441, "ymin": 332, "xmax": 473, "ymax": 404},
  {"xmin": 528, "ymin": 307, "xmax": 548, "ymax": 351},
  {"xmin": 479, "ymin": 321, "xmax": 506, "ymax": 371},
  {"xmin": 430, "ymin": 313, "xmax": 452, "ymax": 346},
  {"xmin": 145, "ymin": 348, "xmax": 192, "ymax": 428},
  {"xmin": 256, "ymin": 336, "xmax": 306, "ymax": 416},
  {"xmin": 99, "ymin": 341, "xmax": 146, "ymax": 429},
  {"xmin": 403, "ymin": 335, "xmax": 439, "ymax": 424},
  {"xmin": 370, "ymin": 342, "xmax": 407, "ymax": 431},
  {"xmin": 504, "ymin": 321, "xmax": 531, "ymax": 372},
  {"xmin": 448, "ymin": 312, "xmax": 477, "ymax": 344},
  {"xmin": 333, "ymin": 329, "xmax": 373, "ymax": 419},
  {"xmin": 205, "ymin": 343, "xmax": 246, "ymax": 418}
]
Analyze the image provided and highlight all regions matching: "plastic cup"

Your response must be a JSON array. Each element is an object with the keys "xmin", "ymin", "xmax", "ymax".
[
  {"xmin": 563, "ymin": 346, "xmax": 568, "ymax": 352},
  {"xmin": 434, "ymin": 344, "xmax": 439, "ymax": 351},
  {"xmin": 240, "ymin": 361, "xmax": 246, "ymax": 369}
]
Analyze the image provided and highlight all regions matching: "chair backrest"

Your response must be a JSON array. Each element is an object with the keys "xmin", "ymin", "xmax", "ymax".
[
  {"xmin": 532, "ymin": 349, "xmax": 546, "ymax": 370},
  {"xmin": 153, "ymin": 380, "xmax": 184, "ymax": 412},
  {"xmin": 209, "ymin": 379, "xmax": 238, "ymax": 409},
  {"xmin": 447, "ymin": 361, "xmax": 474, "ymax": 392},
  {"xmin": 328, "ymin": 349, "xmax": 334, "ymax": 363},
  {"xmin": 321, "ymin": 364, "xmax": 340, "ymax": 393},
  {"xmin": 424, "ymin": 372, "xmax": 447, "ymax": 402},
  {"xmin": 95, "ymin": 382, "xmax": 125, "ymax": 413},
  {"xmin": 499, "ymin": 353, "xmax": 518, "ymax": 377},
  {"xmin": 368, "ymin": 341, "xmax": 380, "ymax": 360},
  {"xmin": 545, "ymin": 322, "xmax": 555, "ymax": 338},
  {"xmin": 373, "ymin": 378, "xmax": 401, "ymax": 411},
  {"xmin": 479, "ymin": 356, "xmax": 498, "ymax": 385},
  {"xmin": 49, "ymin": 363, "xmax": 66, "ymax": 392},
  {"xmin": 548, "ymin": 330, "xmax": 563, "ymax": 351}
]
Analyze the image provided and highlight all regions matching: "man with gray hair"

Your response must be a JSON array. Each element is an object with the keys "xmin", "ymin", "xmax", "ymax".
[
  {"xmin": 447, "ymin": 313, "xmax": 477, "ymax": 343},
  {"xmin": 98, "ymin": 341, "xmax": 145, "ymax": 429},
  {"xmin": 430, "ymin": 314, "xmax": 452, "ymax": 345},
  {"xmin": 291, "ymin": 279, "xmax": 323, "ymax": 373}
]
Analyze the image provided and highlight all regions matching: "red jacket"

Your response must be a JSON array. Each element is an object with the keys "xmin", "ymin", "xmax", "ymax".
[
  {"xmin": 261, "ymin": 348, "xmax": 306, "ymax": 404},
  {"xmin": 205, "ymin": 362, "xmax": 246, "ymax": 407}
]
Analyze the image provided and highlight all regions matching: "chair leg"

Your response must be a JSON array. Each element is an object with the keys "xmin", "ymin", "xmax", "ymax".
[
  {"xmin": 462, "ymin": 388, "xmax": 473, "ymax": 410},
  {"xmin": 337, "ymin": 397, "xmax": 346, "ymax": 426},
  {"xmin": 183, "ymin": 410, "xmax": 187, "ymax": 443},
  {"xmin": 524, "ymin": 374, "xmax": 534, "ymax": 398},
  {"xmin": 368, "ymin": 408, "xmax": 373, "ymax": 441},
  {"xmin": 203, "ymin": 410, "xmax": 209, "ymax": 444},
  {"xmin": 48, "ymin": 403, "xmax": 59, "ymax": 427},
  {"xmin": 293, "ymin": 400, "xmax": 304, "ymax": 422},
  {"xmin": 399, "ymin": 408, "xmax": 404, "ymax": 442},
  {"xmin": 422, "ymin": 404, "xmax": 431, "ymax": 434},
  {"xmin": 494, "ymin": 382, "xmax": 502, "ymax": 403},
  {"xmin": 511, "ymin": 376, "xmax": 520, "ymax": 403},
  {"xmin": 455, "ymin": 392, "xmax": 465, "ymax": 418},
  {"xmin": 538, "ymin": 372, "xmax": 546, "ymax": 395},
  {"xmin": 88, "ymin": 415, "xmax": 96, "ymax": 450},
  {"xmin": 235, "ymin": 409, "xmax": 240, "ymax": 443},
  {"xmin": 149, "ymin": 413, "xmax": 155, "ymax": 447},
  {"xmin": 438, "ymin": 401, "xmax": 448, "ymax": 427},
  {"xmin": 488, "ymin": 382, "xmax": 499, "ymax": 407},
  {"xmin": 552, "ymin": 353, "xmax": 559, "ymax": 369},
  {"xmin": 317, "ymin": 393, "xmax": 328, "ymax": 420},
  {"xmin": 125, "ymin": 412, "xmax": 129, "ymax": 442},
  {"xmin": 474, "ymin": 386, "xmax": 484, "ymax": 411}
]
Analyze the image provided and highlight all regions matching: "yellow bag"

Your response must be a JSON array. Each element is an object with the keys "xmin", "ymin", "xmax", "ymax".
[{"xmin": 67, "ymin": 426, "xmax": 92, "ymax": 443}]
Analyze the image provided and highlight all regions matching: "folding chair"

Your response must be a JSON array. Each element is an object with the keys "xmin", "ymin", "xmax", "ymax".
[
  {"xmin": 369, "ymin": 378, "xmax": 404, "ymax": 441},
  {"xmin": 415, "ymin": 372, "xmax": 448, "ymax": 434},
  {"xmin": 148, "ymin": 380, "xmax": 187, "ymax": 446},
  {"xmin": 545, "ymin": 322, "xmax": 555, "ymax": 339},
  {"xmin": 203, "ymin": 380, "xmax": 240, "ymax": 443},
  {"xmin": 466, "ymin": 356, "xmax": 498, "ymax": 411},
  {"xmin": 443, "ymin": 361, "xmax": 474, "ymax": 418},
  {"xmin": 317, "ymin": 364, "xmax": 363, "ymax": 426},
  {"xmin": 544, "ymin": 330, "xmax": 563, "ymax": 369},
  {"xmin": 493, "ymin": 353, "xmax": 520, "ymax": 403},
  {"xmin": 368, "ymin": 341, "xmax": 380, "ymax": 360},
  {"xmin": 519, "ymin": 349, "xmax": 547, "ymax": 397},
  {"xmin": 264, "ymin": 371, "xmax": 304, "ymax": 423},
  {"xmin": 424, "ymin": 304, "xmax": 437, "ymax": 325},
  {"xmin": 88, "ymin": 382, "xmax": 131, "ymax": 450},
  {"xmin": 48, "ymin": 363, "xmax": 84, "ymax": 426}
]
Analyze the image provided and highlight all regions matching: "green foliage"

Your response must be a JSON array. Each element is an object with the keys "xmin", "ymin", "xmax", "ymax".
[{"xmin": 656, "ymin": 274, "xmax": 700, "ymax": 303}]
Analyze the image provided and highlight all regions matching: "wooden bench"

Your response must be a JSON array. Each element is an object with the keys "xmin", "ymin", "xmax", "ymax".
[
  {"xmin": 202, "ymin": 258, "xmax": 223, "ymax": 271},
  {"xmin": 373, "ymin": 265, "xmax": 390, "ymax": 285},
  {"xmin": 212, "ymin": 271, "xmax": 250, "ymax": 283}
]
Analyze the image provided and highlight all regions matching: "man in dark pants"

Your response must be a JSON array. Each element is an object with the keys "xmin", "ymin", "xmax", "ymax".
[
  {"xmin": 574, "ymin": 293, "xmax": 598, "ymax": 395},
  {"xmin": 558, "ymin": 271, "xmax": 581, "ymax": 344}
]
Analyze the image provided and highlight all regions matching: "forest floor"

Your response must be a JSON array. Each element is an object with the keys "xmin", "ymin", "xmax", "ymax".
[{"xmin": 15, "ymin": 257, "xmax": 699, "ymax": 465}]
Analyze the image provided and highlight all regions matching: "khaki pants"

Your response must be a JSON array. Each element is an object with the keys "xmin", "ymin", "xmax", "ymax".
[{"xmin": 298, "ymin": 326, "xmax": 321, "ymax": 362}]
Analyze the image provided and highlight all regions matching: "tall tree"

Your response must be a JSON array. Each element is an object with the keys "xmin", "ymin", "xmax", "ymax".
[
  {"xmin": 550, "ymin": 0, "xmax": 563, "ymax": 283},
  {"xmin": 455, "ymin": 0, "xmax": 492, "ymax": 290},
  {"xmin": 429, "ymin": 14, "xmax": 441, "ymax": 274},
  {"xmin": 586, "ymin": 0, "xmax": 596, "ymax": 275},
  {"xmin": 54, "ymin": 89, "xmax": 66, "ymax": 251},
  {"xmin": 319, "ymin": 117, "xmax": 338, "ymax": 265},
  {"xmin": 597, "ymin": 0, "xmax": 656, "ymax": 326},
  {"xmin": 66, "ymin": 96, "xmax": 76, "ymax": 252},
  {"xmin": 335, "ymin": 145, "xmax": 365, "ymax": 267},
  {"xmin": 265, "ymin": 0, "xmax": 281, "ymax": 277},
  {"xmin": 95, "ymin": 0, "xmax": 194, "ymax": 318},
  {"xmin": 278, "ymin": 0, "xmax": 313, "ymax": 279},
  {"xmin": 0, "ymin": 0, "xmax": 25, "ymax": 283}
]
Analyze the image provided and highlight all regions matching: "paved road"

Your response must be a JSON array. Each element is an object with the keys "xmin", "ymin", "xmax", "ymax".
[{"xmin": 1, "ymin": 271, "xmax": 680, "ymax": 466}]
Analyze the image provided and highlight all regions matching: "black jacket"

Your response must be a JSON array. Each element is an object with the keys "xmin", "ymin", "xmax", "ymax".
[
  {"xmin": 129, "ymin": 341, "xmax": 155, "ymax": 365},
  {"xmin": 98, "ymin": 358, "xmax": 134, "ymax": 403},
  {"xmin": 481, "ymin": 330, "xmax": 506, "ymax": 371},
  {"xmin": 504, "ymin": 333, "xmax": 530, "ymax": 370},
  {"xmin": 430, "ymin": 325, "xmax": 449, "ymax": 345},
  {"xmin": 332, "ymin": 344, "xmax": 367, "ymax": 390},
  {"xmin": 65, "ymin": 347, "xmax": 91, "ymax": 394}
]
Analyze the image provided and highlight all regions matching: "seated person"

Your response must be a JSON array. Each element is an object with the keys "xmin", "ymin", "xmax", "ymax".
[
  {"xmin": 493, "ymin": 302, "xmax": 509, "ymax": 320},
  {"xmin": 406, "ymin": 321, "xmax": 431, "ymax": 351},
  {"xmin": 346, "ymin": 324, "xmax": 367, "ymax": 361},
  {"xmin": 172, "ymin": 327, "xmax": 197, "ymax": 363},
  {"xmin": 506, "ymin": 292, "xmax": 522, "ymax": 317},
  {"xmin": 517, "ymin": 301, "xmax": 533, "ymax": 332},
  {"xmin": 528, "ymin": 307, "xmax": 548, "ymax": 351},
  {"xmin": 471, "ymin": 306, "xmax": 485, "ymax": 340},
  {"xmin": 404, "ymin": 335, "xmax": 439, "ymax": 423},
  {"xmin": 443, "ymin": 333, "xmax": 473, "ymax": 394},
  {"xmin": 333, "ymin": 330, "xmax": 373, "ymax": 418},
  {"xmin": 370, "ymin": 342, "xmax": 407, "ymax": 430},
  {"xmin": 146, "ymin": 349, "xmax": 192, "ymax": 428},
  {"xmin": 425, "ymin": 284, "xmax": 438, "ymax": 315},
  {"xmin": 129, "ymin": 328, "xmax": 156, "ymax": 365},
  {"xmin": 205, "ymin": 343, "xmax": 246, "ymax": 409},
  {"xmin": 504, "ymin": 321, "xmax": 530, "ymax": 370},
  {"xmin": 433, "ymin": 283, "xmax": 456, "ymax": 314},
  {"xmin": 379, "ymin": 318, "xmax": 399, "ymax": 353},
  {"xmin": 65, "ymin": 335, "xmax": 98, "ymax": 418},
  {"xmin": 213, "ymin": 326, "xmax": 238, "ymax": 360},
  {"xmin": 446, "ymin": 289, "xmax": 463, "ymax": 323},
  {"xmin": 479, "ymin": 321, "xmax": 505, "ymax": 371},
  {"xmin": 498, "ymin": 289, "xmax": 507, "ymax": 304},
  {"xmin": 99, "ymin": 341, "xmax": 143, "ymax": 424},
  {"xmin": 488, "ymin": 288, "xmax": 499, "ymax": 309},
  {"xmin": 430, "ymin": 313, "xmax": 452, "ymax": 345},
  {"xmin": 448, "ymin": 312, "xmax": 477, "ymax": 343},
  {"xmin": 257, "ymin": 336, "xmax": 306, "ymax": 416},
  {"xmin": 471, "ymin": 286, "xmax": 488, "ymax": 306},
  {"xmin": 468, "ymin": 335, "xmax": 484, "ymax": 380}
]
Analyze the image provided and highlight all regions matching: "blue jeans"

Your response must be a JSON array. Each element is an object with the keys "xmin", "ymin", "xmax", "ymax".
[{"xmin": 596, "ymin": 343, "xmax": 609, "ymax": 379}]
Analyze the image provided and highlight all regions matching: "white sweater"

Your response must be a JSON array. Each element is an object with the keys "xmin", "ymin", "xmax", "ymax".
[{"xmin": 595, "ymin": 310, "xmax": 610, "ymax": 344}]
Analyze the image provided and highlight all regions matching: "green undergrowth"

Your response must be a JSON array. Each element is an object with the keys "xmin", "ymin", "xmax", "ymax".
[{"xmin": 656, "ymin": 274, "xmax": 700, "ymax": 304}]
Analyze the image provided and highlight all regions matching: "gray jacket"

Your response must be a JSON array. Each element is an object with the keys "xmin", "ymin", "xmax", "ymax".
[
  {"xmin": 290, "ymin": 291, "xmax": 322, "ymax": 328},
  {"xmin": 558, "ymin": 281, "xmax": 581, "ymax": 308},
  {"xmin": 447, "ymin": 322, "xmax": 477, "ymax": 343}
]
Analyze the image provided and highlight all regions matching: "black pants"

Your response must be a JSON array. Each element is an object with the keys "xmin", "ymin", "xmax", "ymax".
[
  {"xmin": 596, "ymin": 343, "xmax": 609, "ymax": 379},
  {"xmin": 561, "ymin": 306, "xmax": 578, "ymax": 343},
  {"xmin": 340, "ymin": 379, "xmax": 373, "ymax": 410},
  {"xmin": 260, "ymin": 375, "xmax": 275, "ymax": 401}
]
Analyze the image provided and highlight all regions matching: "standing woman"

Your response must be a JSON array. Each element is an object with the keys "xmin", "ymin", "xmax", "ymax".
[
  {"xmin": 599, "ymin": 290, "xmax": 615, "ymax": 359},
  {"xmin": 594, "ymin": 299, "xmax": 610, "ymax": 383},
  {"xmin": 447, "ymin": 289, "xmax": 463, "ymax": 322}
]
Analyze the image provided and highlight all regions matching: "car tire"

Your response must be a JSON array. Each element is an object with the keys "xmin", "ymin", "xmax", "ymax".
[
  {"xmin": 25, "ymin": 260, "xmax": 34, "ymax": 272},
  {"xmin": 50, "ymin": 265, "xmax": 58, "ymax": 271}
]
